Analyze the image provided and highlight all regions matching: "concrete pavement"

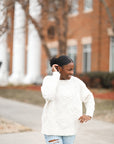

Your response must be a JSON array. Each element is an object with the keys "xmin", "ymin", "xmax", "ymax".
[{"xmin": 0, "ymin": 97, "xmax": 114, "ymax": 144}]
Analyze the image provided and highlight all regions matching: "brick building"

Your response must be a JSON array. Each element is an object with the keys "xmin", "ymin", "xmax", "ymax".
[
  {"xmin": 41, "ymin": 0, "xmax": 114, "ymax": 76},
  {"xmin": 0, "ymin": 0, "xmax": 114, "ymax": 85}
]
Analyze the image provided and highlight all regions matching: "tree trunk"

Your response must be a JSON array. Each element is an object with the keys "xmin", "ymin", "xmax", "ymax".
[
  {"xmin": 19, "ymin": 0, "xmax": 51, "ymax": 59},
  {"xmin": 55, "ymin": 1, "xmax": 68, "ymax": 56}
]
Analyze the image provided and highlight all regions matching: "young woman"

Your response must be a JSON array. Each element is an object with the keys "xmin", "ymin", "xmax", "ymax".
[{"xmin": 41, "ymin": 55, "xmax": 95, "ymax": 144}]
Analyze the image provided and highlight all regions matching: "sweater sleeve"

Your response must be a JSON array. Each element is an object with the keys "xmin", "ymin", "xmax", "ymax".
[
  {"xmin": 41, "ymin": 72, "xmax": 60, "ymax": 101},
  {"xmin": 80, "ymin": 81, "xmax": 95, "ymax": 117}
]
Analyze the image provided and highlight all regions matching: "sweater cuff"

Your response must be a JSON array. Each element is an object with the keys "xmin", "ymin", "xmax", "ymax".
[
  {"xmin": 86, "ymin": 111, "xmax": 94, "ymax": 118},
  {"xmin": 52, "ymin": 71, "xmax": 60, "ymax": 79}
]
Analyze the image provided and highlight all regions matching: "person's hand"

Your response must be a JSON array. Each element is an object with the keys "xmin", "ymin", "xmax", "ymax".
[
  {"xmin": 52, "ymin": 64, "xmax": 59, "ymax": 72},
  {"xmin": 79, "ymin": 115, "xmax": 92, "ymax": 123}
]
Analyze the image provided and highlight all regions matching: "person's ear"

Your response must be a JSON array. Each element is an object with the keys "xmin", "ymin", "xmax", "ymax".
[{"xmin": 58, "ymin": 66, "xmax": 62, "ymax": 73}]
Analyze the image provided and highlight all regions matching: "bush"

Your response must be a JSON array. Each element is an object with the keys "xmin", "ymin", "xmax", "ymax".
[
  {"xmin": 76, "ymin": 72, "xmax": 114, "ymax": 88},
  {"xmin": 77, "ymin": 74, "xmax": 91, "ymax": 87},
  {"xmin": 111, "ymin": 80, "xmax": 114, "ymax": 89}
]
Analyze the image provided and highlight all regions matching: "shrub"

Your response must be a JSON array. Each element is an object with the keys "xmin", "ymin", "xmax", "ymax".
[
  {"xmin": 111, "ymin": 80, "xmax": 114, "ymax": 89},
  {"xmin": 77, "ymin": 74, "xmax": 90, "ymax": 87},
  {"xmin": 76, "ymin": 72, "xmax": 114, "ymax": 88}
]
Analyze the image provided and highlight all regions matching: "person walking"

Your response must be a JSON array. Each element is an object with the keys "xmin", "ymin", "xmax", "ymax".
[{"xmin": 41, "ymin": 55, "xmax": 95, "ymax": 144}]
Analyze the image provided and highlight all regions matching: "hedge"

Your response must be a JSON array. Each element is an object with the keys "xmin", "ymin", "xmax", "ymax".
[{"xmin": 76, "ymin": 72, "xmax": 114, "ymax": 89}]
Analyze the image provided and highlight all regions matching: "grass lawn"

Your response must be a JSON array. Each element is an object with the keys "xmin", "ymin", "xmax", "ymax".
[
  {"xmin": 0, "ymin": 88, "xmax": 114, "ymax": 123},
  {"xmin": 0, "ymin": 89, "xmax": 45, "ymax": 107}
]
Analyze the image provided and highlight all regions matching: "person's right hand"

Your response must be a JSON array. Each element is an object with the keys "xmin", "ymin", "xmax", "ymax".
[
  {"xmin": 79, "ymin": 115, "xmax": 92, "ymax": 123},
  {"xmin": 52, "ymin": 64, "xmax": 59, "ymax": 72}
]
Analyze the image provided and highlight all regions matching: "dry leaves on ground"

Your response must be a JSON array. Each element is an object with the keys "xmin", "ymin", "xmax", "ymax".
[{"xmin": 0, "ymin": 117, "xmax": 32, "ymax": 134}]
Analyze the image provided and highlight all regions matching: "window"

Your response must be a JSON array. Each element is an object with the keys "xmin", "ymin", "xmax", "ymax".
[
  {"xmin": 84, "ymin": 0, "xmax": 93, "ymax": 12},
  {"xmin": 50, "ymin": 47, "xmax": 58, "ymax": 56},
  {"xmin": 83, "ymin": 44, "xmax": 91, "ymax": 73},
  {"xmin": 48, "ymin": 3, "xmax": 55, "ymax": 21},
  {"xmin": 47, "ymin": 48, "xmax": 58, "ymax": 74},
  {"xmin": 110, "ymin": 36, "xmax": 114, "ymax": 72},
  {"xmin": 67, "ymin": 46, "xmax": 77, "ymax": 74},
  {"xmin": 70, "ymin": 0, "xmax": 79, "ymax": 15}
]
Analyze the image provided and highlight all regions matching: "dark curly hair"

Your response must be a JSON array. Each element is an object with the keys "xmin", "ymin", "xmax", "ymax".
[{"xmin": 50, "ymin": 55, "xmax": 73, "ymax": 67}]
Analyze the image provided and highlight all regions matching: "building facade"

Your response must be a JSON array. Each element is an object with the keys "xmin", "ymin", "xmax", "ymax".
[
  {"xmin": 0, "ymin": 0, "xmax": 114, "ymax": 86},
  {"xmin": 41, "ymin": 0, "xmax": 114, "ymax": 76}
]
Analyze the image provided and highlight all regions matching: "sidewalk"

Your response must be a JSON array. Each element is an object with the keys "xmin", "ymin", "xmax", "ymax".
[{"xmin": 0, "ymin": 97, "xmax": 114, "ymax": 144}]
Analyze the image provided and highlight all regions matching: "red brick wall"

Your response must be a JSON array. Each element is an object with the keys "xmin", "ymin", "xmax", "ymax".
[
  {"xmin": 41, "ymin": 0, "xmax": 114, "ymax": 75},
  {"xmin": 68, "ymin": 0, "xmax": 101, "ymax": 73},
  {"xmin": 7, "ymin": 1, "xmax": 114, "ymax": 77}
]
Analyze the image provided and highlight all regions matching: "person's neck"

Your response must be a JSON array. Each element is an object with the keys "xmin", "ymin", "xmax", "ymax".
[
  {"xmin": 60, "ymin": 76, "xmax": 65, "ymax": 80},
  {"xmin": 60, "ymin": 76, "xmax": 70, "ymax": 80}
]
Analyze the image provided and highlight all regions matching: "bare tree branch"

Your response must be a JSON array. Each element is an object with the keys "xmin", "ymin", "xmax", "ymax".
[
  {"xmin": 0, "ymin": 0, "xmax": 79, "ymax": 58},
  {"xmin": 100, "ymin": 0, "xmax": 114, "ymax": 32}
]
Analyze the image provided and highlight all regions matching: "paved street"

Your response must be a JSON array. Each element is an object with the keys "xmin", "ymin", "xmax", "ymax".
[{"xmin": 0, "ymin": 97, "xmax": 114, "ymax": 144}]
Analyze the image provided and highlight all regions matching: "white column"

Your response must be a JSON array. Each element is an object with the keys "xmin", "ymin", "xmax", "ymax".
[
  {"xmin": 23, "ymin": 0, "xmax": 42, "ymax": 84},
  {"xmin": 0, "ymin": 0, "xmax": 8, "ymax": 86},
  {"xmin": 9, "ymin": 2, "xmax": 26, "ymax": 85}
]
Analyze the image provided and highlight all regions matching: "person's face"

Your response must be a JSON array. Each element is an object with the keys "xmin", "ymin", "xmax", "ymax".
[{"xmin": 58, "ymin": 62, "xmax": 74, "ymax": 80}]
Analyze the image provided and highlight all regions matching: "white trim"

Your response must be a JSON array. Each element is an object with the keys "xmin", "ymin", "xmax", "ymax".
[
  {"xmin": 68, "ymin": 13, "xmax": 79, "ymax": 17},
  {"xmin": 47, "ymin": 39, "xmax": 77, "ymax": 49},
  {"xmin": 48, "ymin": 18, "xmax": 55, "ymax": 22},
  {"xmin": 81, "ymin": 37, "xmax": 92, "ymax": 44},
  {"xmin": 47, "ymin": 41, "xmax": 58, "ymax": 49},
  {"xmin": 107, "ymin": 28, "xmax": 114, "ymax": 36},
  {"xmin": 83, "ymin": 9, "xmax": 93, "ymax": 13},
  {"xmin": 67, "ymin": 39, "xmax": 77, "ymax": 46}
]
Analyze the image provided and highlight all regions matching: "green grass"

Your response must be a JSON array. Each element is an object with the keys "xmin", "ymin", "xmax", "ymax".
[
  {"xmin": 0, "ymin": 88, "xmax": 114, "ymax": 123},
  {"xmin": 0, "ymin": 89, "xmax": 45, "ymax": 107}
]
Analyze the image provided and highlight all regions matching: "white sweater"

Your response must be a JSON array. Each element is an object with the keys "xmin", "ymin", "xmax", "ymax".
[{"xmin": 41, "ymin": 72, "xmax": 95, "ymax": 136}]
